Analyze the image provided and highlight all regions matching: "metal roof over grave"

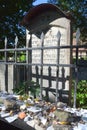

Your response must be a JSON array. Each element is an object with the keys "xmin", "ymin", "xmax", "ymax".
[
  {"xmin": 20, "ymin": 3, "xmax": 70, "ymax": 33},
  {"xmin": 20, "ymin": 3, "xmax": 72, "ymax": 104}
]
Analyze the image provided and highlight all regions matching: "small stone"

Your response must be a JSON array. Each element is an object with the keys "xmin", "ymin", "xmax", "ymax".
[
  {"xmin": 34, "ymin": 119, "xmax": 40, "ymax": 125},
  {"xmin": 53, "ymin": 124, "xmax": 72, "ymax": 130},
  {"xmin": 57, "ymin": 102, "xmax": 67, "ymax": 108},
  {"xmin": 53, "ymin": 109, "xmax": 72, "ymax": 122},
  {"xmin": 47, "ymin": 125, "xmax": 54, "ymax": 130},
  {"xmin": 18, "ymin": 111, "xmax": 26, "ymax": 119},
  {"xmin": 27, "ymin": 120, "xmax": 35, "ymax": 128},
  {"xmin": 20, "ymin": 104, "xmax": 26, "ymax": 110},
  {"xmin": 35, "ymin": 124, "xmax": 46, "ymax": 130},
  {"xmin": 4, "ymin": 98, "xmax": 18, "ymax": 110}
]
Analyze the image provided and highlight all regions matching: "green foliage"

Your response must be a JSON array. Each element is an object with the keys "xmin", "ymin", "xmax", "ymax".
[
  {"xmin": 73, "ymin": 56, "xmax": 87, "ymax": 64},
  {"xmin": 19, "ymin": 52, "xmax": 26, "ymax": 62},
  {"xmin": 12, "ymin": 80, "xmax": 40, "ymax": 98},
  {"xmin": 48, "ymin": 0, "xmax": 87, "ymax": 42},
  {"xmin": 0, "ymin": 0, "xmax": 36, "ymax": 48},
  {"xmin": 72, "ymin": 80, "xmax": 87, "ymax": 108}
]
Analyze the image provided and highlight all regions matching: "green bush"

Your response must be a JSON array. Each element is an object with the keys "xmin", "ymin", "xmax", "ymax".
[
  {"xmin": 12, "ymin": 80, "xmax": 40, "ymax": 98},
  {"xmin": 72, "ymin": 80, "xmax": 87, "ymax": 108}
]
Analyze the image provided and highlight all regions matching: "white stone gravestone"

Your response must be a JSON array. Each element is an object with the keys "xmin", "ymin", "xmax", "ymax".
[{"xmin": 21, "ymin": 3, "xmax": 72, "ymax": 102}]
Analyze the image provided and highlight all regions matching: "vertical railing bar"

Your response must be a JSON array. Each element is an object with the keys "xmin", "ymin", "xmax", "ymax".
[
  {"xmin": 4, "ymin": 37, "xmax": 8, "ymax": 92},
  {"xmin": 5, "ymin": 37, "xmax": 7, "ymax": 62},
  {"xmin": 73, "ymin": 28, "xmax": 80, "ymax": 108},
  {"xmin": 14, "ymin": 35, "xmax": 18, "ymax": 88},
  {"xmin": 55, "ymin": 31, "xmax": 61, "ymax": 102},
  {"xmin": 29, "ymin": 34, "xmax": 32, "ymax": 83},
  {"xmin": 26, "ymin": 34, "xmax": 30, "ymax": 94},
  {"xmin": 40, "ymin": 32, "xmax": 44, "ymax": 100},
  {"xmin": 15, "ymin": 35, "xmax": 18, "ymax": 63}
]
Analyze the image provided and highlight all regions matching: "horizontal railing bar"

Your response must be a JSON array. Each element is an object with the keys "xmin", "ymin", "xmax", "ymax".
[
  {"xmin": 0, "ymin": 61, "xmax": 86, "ymax": 67},
  {"xmin": 32, "ymin": 73, "xmax": 69, "ymax": 81},
  {"xmin": 0, "ymin": 45, "xmax": 87, "ymax": 52},
  {"xmin": 0, "ymin": 61, "xmax": 76, "ymax": 67}
]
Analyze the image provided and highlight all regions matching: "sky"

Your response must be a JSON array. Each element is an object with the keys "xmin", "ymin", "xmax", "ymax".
[{"xmin": 33, "ymin": 0, "xmax": 48, "ymax": 5}]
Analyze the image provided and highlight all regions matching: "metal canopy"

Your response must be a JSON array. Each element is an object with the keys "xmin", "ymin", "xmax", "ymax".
[{"xmin": 20, "ymin": 3, "xmax": 69, "ymax": 29}]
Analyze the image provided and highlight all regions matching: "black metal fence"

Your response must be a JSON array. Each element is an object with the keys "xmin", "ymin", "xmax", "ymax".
[{"xmin": 0, "ymin": 31, "xmax": 87, "ymax": 107}]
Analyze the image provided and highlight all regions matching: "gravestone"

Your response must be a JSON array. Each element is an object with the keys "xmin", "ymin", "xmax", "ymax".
[
  {"xmin": 0, "ymin": 64, "xmax": 14, "ymax": 93},
  {"xmin": 0, "ymin": 64, "xmax": 5, "ymax": 91},
  {"xmin": 21, "ymin": 3, "xmax": 72, "ymax": 103}
]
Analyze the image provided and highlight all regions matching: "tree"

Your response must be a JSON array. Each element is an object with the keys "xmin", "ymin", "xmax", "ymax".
[
  {"xmin": 0, "ymin": 0, "xmax": 36, "ymax": 48},
  {"xmin": 48, "ymin": 0, "xmax": 87, "ymax": 44}
]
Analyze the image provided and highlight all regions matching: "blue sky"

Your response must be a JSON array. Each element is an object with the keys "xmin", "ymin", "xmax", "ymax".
[{"xmin": 33, "ymin": 0, "xmax": 48, "ymax": 5}]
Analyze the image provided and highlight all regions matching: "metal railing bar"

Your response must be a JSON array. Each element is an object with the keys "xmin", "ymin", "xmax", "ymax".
[
  {"xmin": 0, "ymin": 45, "xmax": 87, "ymax": 52},
  {"xmin": 0, "ymin": 62, "xmax": 76, "ymax": 67}
]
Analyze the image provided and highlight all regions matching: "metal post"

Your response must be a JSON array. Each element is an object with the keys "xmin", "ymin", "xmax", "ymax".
[
  {"xmin": 14, "ymin": 36, "xmax": 18, "ymax": 88},
  {"xmin": 73, "ymin": 28, "xmax": 80, "ymax": 108},
  {"xmin": 56, "ymin": 31, "xmax": 61, "ymax": 102},
  {"xmin": 73, "ymin": 67, "xmax": 78, "ymax": 108},
  {"xmin": 40, "ymin": 32, "xmax": 44, "ymax": 100},
  {"xmin": 15, "ymin": 36, "xmax": 18, "ymax": 63},
  {"xmin": 4, "ymin": 37, "xmax": 8, "ymax": 92},
  {"xmin": 26, "ymin": 33, "xmax": 32, "ymax": 94}
]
